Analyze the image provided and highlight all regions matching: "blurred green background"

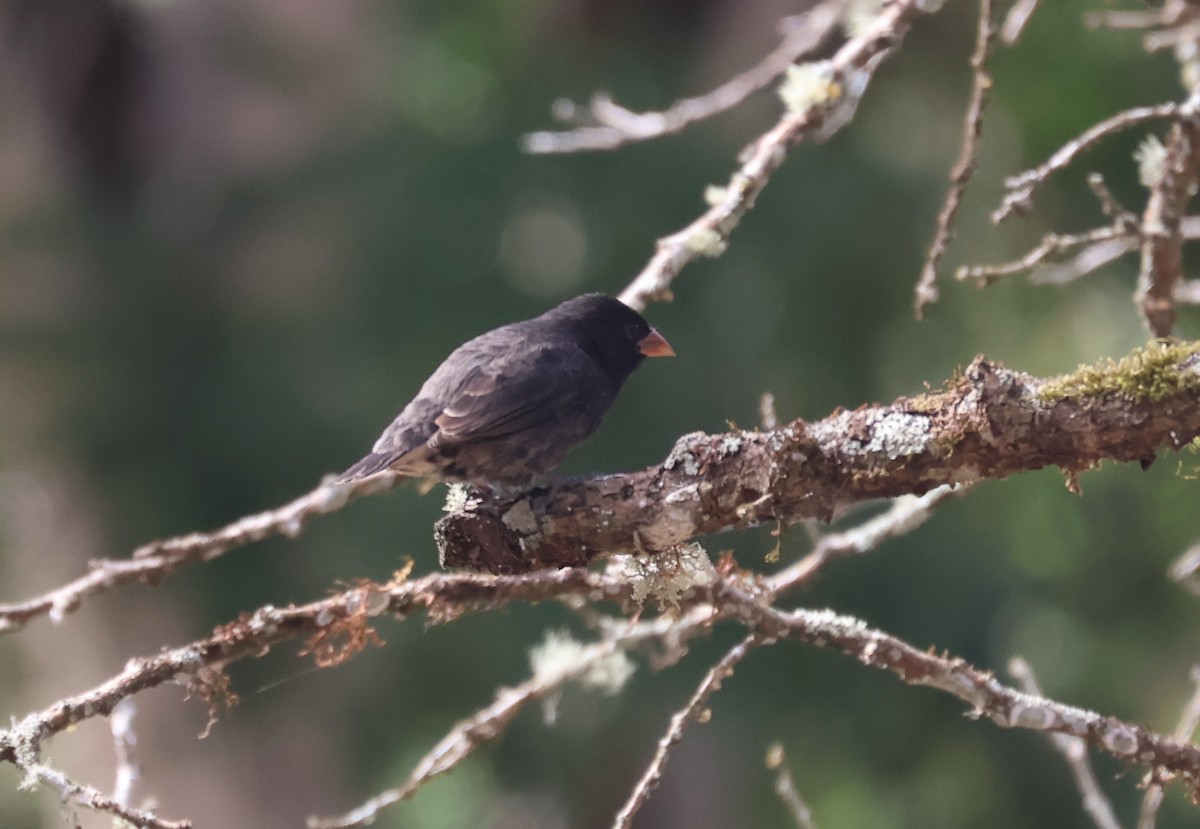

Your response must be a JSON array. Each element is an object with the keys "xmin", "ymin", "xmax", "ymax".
[{"xmin": 2, "ymin": 0, "xmax": 1199, "ymax": 827}]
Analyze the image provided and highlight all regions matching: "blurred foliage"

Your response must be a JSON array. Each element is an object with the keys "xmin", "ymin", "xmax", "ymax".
[{"xmin": 2, "ymin": 0, "xmax": 1200, "ymax": 827}]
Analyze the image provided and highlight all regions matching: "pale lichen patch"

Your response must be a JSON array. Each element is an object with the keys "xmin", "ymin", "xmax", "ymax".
[
  {"xmin": 609, "ymin": 542, "xmax": 715, "ymax": 610},
  {"xmin": 717, "ymin": 434, "xmax": 745, "ymax": 459},
  {"xmin": 805, "ymin": 410, "xmax": 857, "ymax": 451},
  {"xmin": 686, "ymin": 228, "xmax": 727, "ymax": 258},
  {"xmin": 501, "ymin": 500, "xmax": 539, "ymax": 534},
  {"xmin": 863, "ymin": 411, "xmax": 933, "ymax": 459},
  {"xmin": 664, "ymin": 433, "xmax": 707, "ymax": 476},
  {"xmin": 528, "ymin": 630, "xmax": 636, "ymax": 725},
  {"xmin": 443, "ymin": 483, "xmax": 471, "ymax": 513}
]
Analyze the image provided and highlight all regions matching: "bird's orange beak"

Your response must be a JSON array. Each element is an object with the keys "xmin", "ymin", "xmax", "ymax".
[{"xmin": 638, "ymin": 329, "xmax": 675, "ymax": 358}]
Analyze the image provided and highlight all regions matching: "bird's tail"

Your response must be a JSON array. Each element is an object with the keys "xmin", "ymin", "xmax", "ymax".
[{"xmin": 338, "ymin": 452, "xmax": 396, "ymax": 483}]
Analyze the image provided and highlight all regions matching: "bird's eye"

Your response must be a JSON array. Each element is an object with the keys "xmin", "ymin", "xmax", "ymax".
[{"xmin": 625, "ymin": 322, "xmax": 643, "ymax": 340}]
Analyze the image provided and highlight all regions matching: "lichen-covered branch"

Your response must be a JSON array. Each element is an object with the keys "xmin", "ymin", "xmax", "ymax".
[
  {"xmin": 0, "ymin": 569, "xmax": 627, "ymax": 765},
  {"xmin": 6, "ymin": 480, "xmax": 1198, "ymax": 828},
  {"xmin": 438, "ymin": 341, "xmax": 1200, "ymax": 574},
  {"xmin": 618, "ymin": 0, "xmax": 938, "ymax": 311},
  {"xmin": 733, "ymin": 594, "xmax": 1200, "ymax": 787}
]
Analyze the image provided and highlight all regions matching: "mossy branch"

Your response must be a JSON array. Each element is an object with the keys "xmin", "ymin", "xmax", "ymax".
[{"xmin": 438, "ymin": 341, "xmax": 1200, "ymax": 573}]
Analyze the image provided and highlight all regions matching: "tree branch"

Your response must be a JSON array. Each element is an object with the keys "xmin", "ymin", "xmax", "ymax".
[
  {"xmin": 6, "ymin": 486, "xmax": 1197, "ymax": 827},
  {"xmin": 1008, "ymin": 657, "xmax": 1122, "ymax": 829},
  {"xmin": 612, "ymin": 634, "xmax": 757, "ymax": 828},
  {"xmin": 914, "ymin": 0, "xmax": 997, "ymax": 318},
  {"xmin": 438, "ymin": 341, "xmax": 1200, "ymax": 573},
  {"xmin": 521, "ymin": 0, "xmax": 846, "ymax": 154},
  {"xmin": 766, "ymin": 742, "xmax": 820, "ymax": 829},
  {"xmin": 618, "ymin": 0, "xmax": 938, "ymax": 311},
  {"xmin": 1137, "ymin": 94, "xmax": 1200, "ymax": 335},
  {"xmin": 0, "ymin": 471, "xmax": 402, "ymax": 636},
  {"xmin": 1138, "ymin": 666, "xmax": 1200, "ymax": 829},
  {"xmin": 993, "ymin": 103, "xmax": 1182, "ymax": 223}
]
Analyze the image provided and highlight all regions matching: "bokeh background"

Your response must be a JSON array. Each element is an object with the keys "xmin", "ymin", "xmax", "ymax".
[{"xmin": 2, "ymin": 0, "xmax": 1200, "ymax": 827}]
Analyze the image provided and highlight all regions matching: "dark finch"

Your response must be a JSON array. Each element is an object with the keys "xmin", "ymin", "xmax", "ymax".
[{"xmin": 340, "ymin": 294, "xmax": 674, "ymax": 487}]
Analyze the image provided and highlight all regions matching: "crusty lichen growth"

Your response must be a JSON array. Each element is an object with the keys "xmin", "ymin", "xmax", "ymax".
[
  {"xmin": 607, "ymin": 543, "xmax": 715, "ymax": 610},
  {"xmin": 1036, "ymin": 340, "xmax": 1200, "ymax": 403}
]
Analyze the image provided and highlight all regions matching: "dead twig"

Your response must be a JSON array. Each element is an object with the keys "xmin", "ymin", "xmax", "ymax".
[
  {"xmin": 612, "ymin": 634, "xmax": 757, "ymax": 828},
  {"xmin": 1008, "ymin": 657, "xmax": 1122, "ymax": 829},
  {"xmin": 958, "ymin": 226, "xmax": 1132, "ymax": 285},
  {"xmin": 1136, "ymin": 94, "xmax": 1200, "ymax": 336},
  {"xmin": 1138, "ymin": 666, "xmax": 1200, "ymax": 829},
  {"xmin": 1000, "ymin": 0, "xmax": 1042, "ymax": 45},
  {"xmin": 766, "ymin": 742, "xmax": 819, "ymax": 829},
  {"xmin": 111, "ymin": 699, "xmax": 141, "ymax": 813},
  {"xmin": 618, "ymin": 0, "xmax": 938, "ymax": 311},
  {"xmin": 993, "ymin": 104, "xmax": 1181, "ymax": 223},
  {"xmin": 522, "ymin": 1, "xmax": 846, "ymax": 154},
  {"xmin": 0, "ymin": 471, "xmax": 402, "ymax": 635},
  {"xmin": 310, "ymin": 632, "xmax": 637, "ymax": 829},
  {"xmin": 915, "ymin": 0, "xmax": 997, "ymax": 318}
]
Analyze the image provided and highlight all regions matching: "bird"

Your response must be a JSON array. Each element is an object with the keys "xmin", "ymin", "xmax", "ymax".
[{"xmin": 339, "ymin": 293, "xmax": 674, "ymax": 489}]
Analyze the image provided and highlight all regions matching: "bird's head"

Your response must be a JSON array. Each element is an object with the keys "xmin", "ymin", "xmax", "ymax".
[{"xmin": 544, "ymin": 294, "xmax": 674, "ymax": 379}]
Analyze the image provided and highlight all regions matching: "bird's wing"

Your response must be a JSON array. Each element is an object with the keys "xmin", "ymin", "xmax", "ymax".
[{"xmin": 431, "ymin": 346, "xmax": 598, "ymax": 447}]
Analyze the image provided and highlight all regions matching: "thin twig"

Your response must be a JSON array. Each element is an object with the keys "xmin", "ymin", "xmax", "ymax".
[
  {"xmin": 993, "ymin": 104, "xmax": 1181, "ymax": 223},
  {"xmin": 1086, "ymin": 9, "xmax": 1172, "ymax": 31},
  {"xmin": 914, "ymin": 0, "xmax": 996, "ymax": 319},
  {"xmin": 728, "ymin": 592, "xmax": 1200, "ymax": 782},
  {"xmin": 963, "ymin": 214, "xmax": 1200, "ymax": 288},
  {"xmin": 27, "ymin": 762, "xmax": 188, "ymax": 829},
  {"xmin": 1008, "ymin": 657, "xmax": 1122, "ymax": 829},
  {"xmin": 1144, "ymin": 19, "xmax": 1200, "ymax": 53},
  {"xmin": 1137, "ymin": 666, "xmax": 1200, "ymax": 829},
  {"xmin": 522, "ymin": 1, "xmax": 846, "ymax": 154},
  {"xmin": 1170, "ymin": 540, "xmax": 1200, "ymax": 596},
  {"xmin": 310, "ymin": 634, "xmax": 632, "ymax": 829},
  {"xmin": 1086, "ymin": 1, "xmax": 1195, "ymax": 34},
  {"xmin": 961, "ymin": 171, "xmax": 1142, "ymax": 288},
  {"xmin": 0, "ymin": 471, "xmax": 402, "ymax": 635},
  {"xmin": 767, "ymin": 485, "xmax": 966, "ymax": 593},
  {"xmin": 111, "ymin": 699, "xmax": 140, "ymax": 813},
  {"xmin": 766, "ymin": 742, "xmax": 819, "ymax": 829},
  {"xmin": 759, "ymin": 391, "xmax": 779, "ymax": 430},
  {"xmin": 957, "ymin": 226, "xmax": 1132, "ymax": 284},
  {"xmin": 618, "ymin": 0, "xmax": 938, "ymax": 311},
  {"xmin": 1087, "ymin": 172, "xmax": 1137, "ymax": 224},
  {"xmin": 1000, "ymin": 0, "xmax": 1042, "ymax": 45},
  {"xmin": 612, "ymin": 634, "xmax": 758, "ymax": 828},
  {"xmin": 1136, "ymin": 93, "xmax": 1200, "ymax": 336}
]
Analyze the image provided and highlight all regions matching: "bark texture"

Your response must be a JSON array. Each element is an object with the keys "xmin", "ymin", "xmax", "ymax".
[{"xmin": 438, "ymin": 345, "xmax": 1200, "ymax": 573}]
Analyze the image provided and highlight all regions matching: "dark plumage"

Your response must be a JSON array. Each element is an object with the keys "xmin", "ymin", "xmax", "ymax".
[{"xmin": 340, "ymin": 294, "xmax": 674, "ymax": 487}]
